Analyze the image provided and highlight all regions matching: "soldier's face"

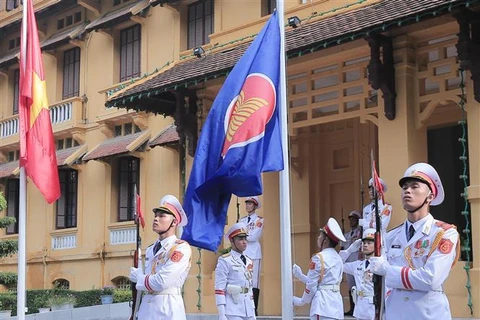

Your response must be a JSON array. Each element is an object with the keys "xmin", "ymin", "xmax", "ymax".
[
  {"xmin": 152, "ymin": 211, "xmax": 175, "ymax": 233},
  {"xmin": 401, "ymin": 180, "xmax": 433, "ymax": 210},
  {"xmin": 349, "ymin": 216, "xmax": 359, "ymax": 228},
  {"xmin": 362, "ymin": 239, "xmax": 374, "ymax": 255},
  {"xmin": 231, "ymin": 235, "xmax": 248, "ymax": 252},
  {"xmin": 245, "ymin": 201, "xmax": 256, "ymax": 213}
]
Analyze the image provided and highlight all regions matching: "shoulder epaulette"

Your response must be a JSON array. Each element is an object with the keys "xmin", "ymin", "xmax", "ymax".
[
  {"xmin": 435, "ymin": 221, "xmax": 456, "ymax": 230},
  {"xmin": 221, "ymin": 252, "xmax": 231, "ymax": 258},
  {"xmin": 175, "ymin": 239, "xmax": 186, "ymax": 244},
  {"xmin": 257, "ymin": 215, "xmax": 264, "ymax": 219}
]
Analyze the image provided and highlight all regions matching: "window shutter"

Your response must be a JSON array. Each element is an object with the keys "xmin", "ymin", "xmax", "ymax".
[
  {"xmin": 6, "ymin": 179, "xmax": 19, "ymax": 234},
  {"xmin": 13, "ymin": 69, "xmax": 19, "ymax": 115},
  {"xmin": 6, "ymin": 0, "xmax": 16, "ymax": 11}
]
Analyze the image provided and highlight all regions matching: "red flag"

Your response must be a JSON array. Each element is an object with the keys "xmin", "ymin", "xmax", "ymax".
[
  {"xmin": 136, "ymin": 194, "xmax": 145, "ymax": 229},
  {"xmin": 372, "ymin": 160, "xmax": 385, "ymax": 203},
  {"xmin": 19, "ymin": 0, "xmax": 60, "ymax": 203}
]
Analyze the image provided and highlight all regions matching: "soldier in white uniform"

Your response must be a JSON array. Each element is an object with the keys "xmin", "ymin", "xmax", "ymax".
[
  {"xmin": 340, "ymin": 210, "xmax": 362, "ymax": 315},
  {"xmin": 361, "ymin": 178, "xmax": 392, "ymax": 235},
  {"xmin": 340, "ymin": 228, "xmax": 377, "ymax": 320},
  {"xmin": 215, "ymin": 222, "xmax": 256, "ymax": 320},
  {"xmin": 238, "ymin": 196, "xmax": 264, "ymax": 314},
  {"xmin": 292, "ymin": 218, "xmax": 346, "ymax": 320},
  {"xmin": 369, "ymin": 163, "xmax": 460, "ymax": 320},
  {"xmin": 129, "ymin": 195, "xmax": 191, "ymax": 320}
]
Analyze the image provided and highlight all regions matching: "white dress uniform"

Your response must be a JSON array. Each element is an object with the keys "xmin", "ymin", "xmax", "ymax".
[
  {"xmin": 135, "ymin": 235, "xmax": 192, "ymax": 320},
  {"xmin": 361, "ymin": 199, "xmax": 392, "ymax": 235},
  {"xmin": 342, "ymin": 228, "xmax": 377, "ymax": 320},
  {"xmin": 293, "ymin": 218, "xmax": 346, "ymax": 320},
  {"xmin": 238, "ymin": 212, "xmax": 264, "ymax": 288},
  {"xmin": 215, "ymin": 223, "xmax": 256, "ymax": 320},
  {"xmin": 342, "ymin": 221, "xmax": 362, "ymax": 289},
  {"xmin": 383, "ymin": 214, "xmax": 459, "ymax": 320},
  {"xmin": 369, "ymin": 163, "xmax": 460, "ymax": 320}
]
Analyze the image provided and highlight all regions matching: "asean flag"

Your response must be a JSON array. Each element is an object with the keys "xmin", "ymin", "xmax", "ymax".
[
  {"xmin": 19, "ymin": 0, "xmax": 60, "ymax": 204},
  {"xmin": 182, "ymin": 12, "xmax": 283, "ymax": 251}
]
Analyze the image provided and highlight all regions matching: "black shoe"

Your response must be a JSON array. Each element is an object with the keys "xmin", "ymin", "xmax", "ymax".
[{"xmin": 344, "ymin": 310, "xmax": 354, "ymax": 316}]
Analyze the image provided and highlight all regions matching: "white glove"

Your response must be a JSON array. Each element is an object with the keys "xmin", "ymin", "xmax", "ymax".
[
  {"xmin": 347, "ymin": 239, "xmax": 362, "ymax": 253},
  {"xmin": 129, "ymin": 267, "xmax": 143, "ymax": 283},
  {"xmin": 217, "ymin": 305, "xmax": 227, "ymax": 320},
  {"xmin": 368, "ymin": 256, "xmax": 389, "ymax": 276},
  {"xmin": 359, "ymin": 218, "xmax": 365, "ymax": 226},
  {"xmin": 292, "ymin": 264, "xmax": 308, "ymax": 283}
]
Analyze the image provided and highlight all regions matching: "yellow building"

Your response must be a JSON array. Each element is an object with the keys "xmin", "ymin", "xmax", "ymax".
[{"xmin": 0, "ymin": 0, "xmax": 478, "ymax": 318}]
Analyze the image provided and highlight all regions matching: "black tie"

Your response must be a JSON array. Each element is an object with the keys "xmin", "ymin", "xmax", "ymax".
[
  {"xmin": 350, "ymin": 230, "xmax": 354, "ymax": 237},
  {"xmin": 408, "ymin": 225, "xmax": 415, "ymax": 241},
  {"xmin": 240, "ymin": 255, "xmax": 247, "ymax": 265},
  {"xmin": 153, "ymin": 241, "xmax": 162, "ymax": 255},
  {"xmin": 366, "ymin": 260, "xmax": 370, "ymax": 268},
  {"xmin": 247, "ymin": 216, "xmax": 251, "ymax": 223}
]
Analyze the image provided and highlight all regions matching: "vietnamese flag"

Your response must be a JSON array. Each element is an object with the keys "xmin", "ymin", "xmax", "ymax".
[{"xmin": 19, "ymin": 0, "xmax": 60, "ymax": 204}]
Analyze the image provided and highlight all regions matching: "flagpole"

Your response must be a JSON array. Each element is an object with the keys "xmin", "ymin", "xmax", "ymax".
[
  {"xmin": 17, "ymin": 1, "xmax": 28, "ymax": 319},
  {"xmin": 276, "ymin": 0, "xmax": 294, "ymax": 318}
]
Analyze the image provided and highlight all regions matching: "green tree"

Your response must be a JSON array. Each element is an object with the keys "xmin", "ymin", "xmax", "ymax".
[{"xmin": 0, "ymin": 192, "xmax": 18, "ymax": 290}]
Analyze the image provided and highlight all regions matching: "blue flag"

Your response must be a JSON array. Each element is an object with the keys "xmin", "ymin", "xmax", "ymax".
[{"xmin": 181, "ymin": 12, "xmax": 283, "ymax": 251}]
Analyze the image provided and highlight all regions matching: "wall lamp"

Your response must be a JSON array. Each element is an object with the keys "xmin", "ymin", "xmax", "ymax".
[
  {"xmin": 287, "ymin": 16, "xmax": 301, "ymax": 28},
  {"xmin": 193, "ymin": 47, "xmax": 205, "ymax": 58}
]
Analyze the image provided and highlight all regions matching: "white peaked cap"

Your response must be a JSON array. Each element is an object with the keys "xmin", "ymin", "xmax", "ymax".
[
  {"xmin": 225, "ymin": 222, "xmax": 248, "ymax": 241},
  {"xmin": 245, "ymin": 196, "xmax": 261, "ymax": 209},
  {"xmin": 153, "ymin": 194, "xmax": 188, "ymax": 227},
  {"xmin": 362, "ymin": 228, "xmax": 376, "ymax": 241},
  {"xmin": 369, "ymin": 177, "xmax": 388, "ymax": 192},
  {"xmin": 321, "ymin": 217, "xmax": 347, "ymax": 243},
  {"xmin": 399, "ymin": 162, "xmax": 444, "ymax": 206}
]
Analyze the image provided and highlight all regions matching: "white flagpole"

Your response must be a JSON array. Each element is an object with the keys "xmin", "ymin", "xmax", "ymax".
[
  {"xmin": 276, "ymin": 0, "xmax": 294, "ymax": 318},
  {"xmin": 18, "ymin": 1, "xmax": 28, "ymax": 319}
]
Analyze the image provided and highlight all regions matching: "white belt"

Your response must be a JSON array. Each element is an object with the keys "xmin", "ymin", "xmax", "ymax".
[
  {"xmin": 318, "ymin": 284, "xmax": 340, "ymax": 291},
  {"xmin": 147, "ymin": 287, "xmax": 181, "ymax": 295}
]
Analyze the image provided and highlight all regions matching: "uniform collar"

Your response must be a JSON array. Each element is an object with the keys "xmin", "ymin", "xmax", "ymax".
[
  {"xmin": 159, "ymin": 234, "xmax": 177, "ymax": 248},
  {"xmin": 406, "ymin": 214, "xmax": 432, "ymax": 235},
  {"xmin": 230, "ymin": 249, "xmax": 244, "ymax": 260}
]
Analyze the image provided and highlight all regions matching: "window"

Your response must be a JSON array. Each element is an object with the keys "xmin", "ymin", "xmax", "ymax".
[
  {"xmin": 62, "ymin": 47, "xmax": 80, "ymax": 99},
  {"xmin": 56, "ymin": 10, "xmax": 82, "ymax": 30},
  {"xmin": 13, "ymin": 69, "xmax": 19, "ymax": 115},
  {"xmin": 120, "ymin": 25, "xmax": 141, "ymax": 82},
  {"xmin": 187, "ymin": 0, "xmax": 214, "ymax": 49},
  {"xmin": 56, "ymin": 169, "xmax": 78, "ymax": 229},
  {"xmin": 53, "ymin": 279, "xmax": 70, "ymax": 289},
  {"xmin": 6, "ymin": 179, "xmax": 19, "ymax": 235},
  {"xmin": 8, "ymin": 37, "xmax": 20, "ymax": 50},
  {"xmin": 262, "ymin": 0, "xmax": 276, "ymax": 16},
  {"xmin": 5, "ymin": 0, "xmax": 19, "ymax": 12},
  {"xmin": 118, "ymin": 157, "xmax": 139, "ymax": 222},
  {"xmin": 112, "ymin": 276, "xmax": 130, "ymax": 290}
]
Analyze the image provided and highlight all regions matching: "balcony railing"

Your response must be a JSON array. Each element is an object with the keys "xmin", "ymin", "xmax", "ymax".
[
  {"xmin": 52, "ymin": 233, "xmax": 77, "ymax": 250},
  {"xmin": 110, "ymin": 226, "xmax": 136, "ymax": 245},
  {"xmin": 0, "ymin": 96, "xmax": 84, "ymax": 145}
]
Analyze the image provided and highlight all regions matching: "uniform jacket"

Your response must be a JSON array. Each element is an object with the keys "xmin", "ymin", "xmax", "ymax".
[
  {"xmin": 344, "ymin": 259, "xmax": 374, "ymax": 320},
  {"xmin": 342, "ymin": 226, "xmax": 362, "ymax": 262},
  {"xmin": 215, "ymin": 250, "xmax": 256, "ymax": 317},
  {"xmin": 239, "ymin": 213, "xmax": 264, "ymax": 259},
  {"xmin": 383, "ymin": 214, "xmax": 460, "ymax": 320},
  {"xmin": 307, "ymin": 248, "xmax": 344, "ymax": 319},
  {"xmin": 135, "ymin": 235, "xmax": 192, "ymax": 320},
  {"xmin": 362, "ymin": 200, "xmax": 392, "ymax": 234}
]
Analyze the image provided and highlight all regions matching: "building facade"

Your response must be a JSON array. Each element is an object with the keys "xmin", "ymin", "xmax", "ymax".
[{"xmin": 0, "ymin": 0, "xmax": 478, "ymax": 318}]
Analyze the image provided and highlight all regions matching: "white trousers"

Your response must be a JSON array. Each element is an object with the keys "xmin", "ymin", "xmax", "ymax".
[
  {"xmin": 310, "ymin": 316, "xmax": 339, "ymax": 320},
  {"xmin": 252, "ymin": 259, "xmax": 261, "ymax": 288}
]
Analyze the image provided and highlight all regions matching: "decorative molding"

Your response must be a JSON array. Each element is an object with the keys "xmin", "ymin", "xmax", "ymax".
[
  {"xmin": 455, "ymin": 9, "xmax": 480, "ymax": 103},
  {"xmin": 99, "ymin": 123, "xmax": 114, "ymax": 139},
  {"xmin": 78, "ymin": 0, "xmax": 101, "ymax": 17},
  {"xmin": 132, "ymin": 112, "xmax": 148, "ymax": 130},
  {"xmin": 366, "ymin": 35, "xmax": 397, "ymax": 120}
]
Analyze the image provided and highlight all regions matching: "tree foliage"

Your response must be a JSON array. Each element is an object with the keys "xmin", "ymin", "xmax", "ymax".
[{"xmin": 0, "ymin": 191, "xmax": 18, "ymax": 285}]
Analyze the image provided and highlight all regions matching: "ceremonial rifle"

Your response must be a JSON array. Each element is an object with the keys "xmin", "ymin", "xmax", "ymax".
[
  {"xmin": 129, "ymin": 185, "xmax": 143, "ymax": 320},
  {"xmin": 371, "ymin": 150, "xmax": 384, "ymax": 320},
  {"xmin": 341, "ymin": 206, "xmax": 345, "ymax": 233}
]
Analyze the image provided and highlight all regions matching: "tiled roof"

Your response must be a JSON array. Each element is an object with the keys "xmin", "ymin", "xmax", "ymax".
[
  {"xmin": 41, "ymin": 23, "xmax": 87, "ymax": 51},
  {"xmin": 149, "ymin": 125, "xmax": 179, "ymax": 148},
  {"xmin": 107, "ymin": 0, "xmax": 469, "ymax": 106},
  {"xmin": 85, "ymin": 0, "xmax": 149, "ymax": 32},
  {"xmin": 56, "ymin": 145, "xmax": 87, "ymax": 166},
  {"xmin": 0, "ymin": 161, "xmax": 19, "ymax": 179},
  {"xmin": 83, "ymin": 131, "xmax": 150, "ymax": 161}
]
